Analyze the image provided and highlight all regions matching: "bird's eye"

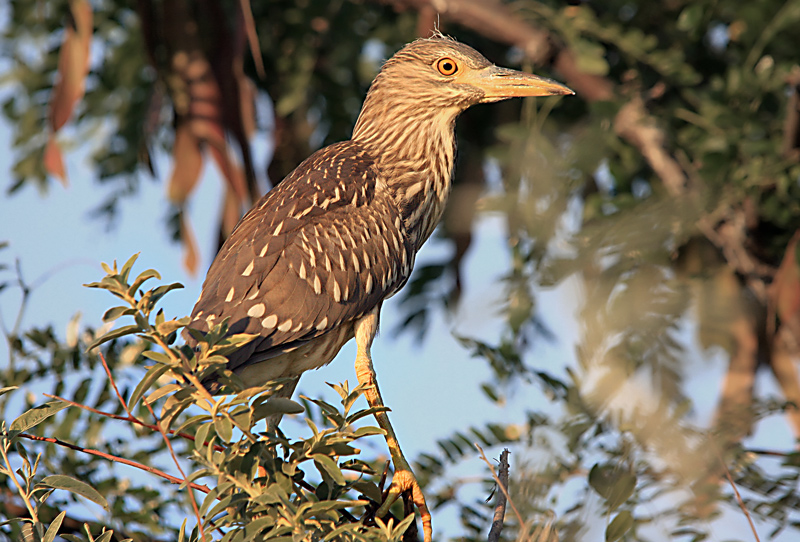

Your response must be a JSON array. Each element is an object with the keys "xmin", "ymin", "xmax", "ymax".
[{"xmin": 436, "ymin": 57, "xmax": 459, "ymax": 76}]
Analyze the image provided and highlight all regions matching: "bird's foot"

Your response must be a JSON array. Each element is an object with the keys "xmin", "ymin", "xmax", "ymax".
[{"xmin": 376, "ymin": 467, "xmax": 432, "ymax": 542}]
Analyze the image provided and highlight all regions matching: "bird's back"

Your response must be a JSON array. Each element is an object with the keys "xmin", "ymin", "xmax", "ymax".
[{"xmin": 184, "ymin": 141, "xmax": 414, "ymax": 387}]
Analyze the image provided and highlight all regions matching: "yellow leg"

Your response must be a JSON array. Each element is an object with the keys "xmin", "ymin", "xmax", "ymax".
[{"xmin": 354, "ymin": 309, "xmax": 432, "ymax": 542}]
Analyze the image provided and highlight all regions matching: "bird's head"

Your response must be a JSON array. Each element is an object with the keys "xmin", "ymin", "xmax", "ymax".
[
  {"xmin": 364, "ymin": 36, "xmax": 573, "ymax": 111},
  {"xmin": 352, "ymin": 36, "xmax": 573, "ymax": 145}
]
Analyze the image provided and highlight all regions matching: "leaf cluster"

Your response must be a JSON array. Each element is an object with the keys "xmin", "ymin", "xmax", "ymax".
[{"xmin": 0, "ymin": 255, "xmax": 431, "ymax": 542}]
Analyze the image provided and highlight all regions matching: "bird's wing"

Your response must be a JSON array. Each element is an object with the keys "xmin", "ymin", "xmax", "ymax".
[{"xmin": 184, "ymin": 141, "xmax": 413, "ymax": 373}]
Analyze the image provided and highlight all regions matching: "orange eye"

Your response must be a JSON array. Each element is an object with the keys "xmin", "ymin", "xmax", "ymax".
[{"xmin": 436, "ymin": 57, "xmax": 458, "ymax": 76}]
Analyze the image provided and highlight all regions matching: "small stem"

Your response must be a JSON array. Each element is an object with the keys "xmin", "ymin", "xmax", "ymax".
[
  {"xmin": 0, "ymin": 439, "xmax": 38, "ymax": 522},
  {"xmin": 144, "ymin": 401, "xmax": 208, "ymax": 542},
  {"xmin": 712, "ymin": 441, "xmax": 761, "ymax": 542},
  {"xmin": 99, "ymin": 353, "xmax": 134, "ymax": 418}
]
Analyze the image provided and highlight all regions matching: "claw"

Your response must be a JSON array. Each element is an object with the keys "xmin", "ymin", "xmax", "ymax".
[{"xmin": 376, "ymin": 468, "xmax": 432, "ymax": 542}]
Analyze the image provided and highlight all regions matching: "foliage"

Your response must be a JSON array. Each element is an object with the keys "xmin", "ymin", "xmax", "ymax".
[{"xmin": 0, "ymin": 255, "xmax": 424, "ymax": 541}]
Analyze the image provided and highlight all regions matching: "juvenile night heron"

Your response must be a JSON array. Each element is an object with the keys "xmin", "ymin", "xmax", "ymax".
[{"xmin": 186, "ymin": 35, "xmax": 572, "ymax": 540}]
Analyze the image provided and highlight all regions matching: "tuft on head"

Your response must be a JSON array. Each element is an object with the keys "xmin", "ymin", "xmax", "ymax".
[{"xmin": 425, "ymin": 27, "xmax": 455, "ymax": 42}]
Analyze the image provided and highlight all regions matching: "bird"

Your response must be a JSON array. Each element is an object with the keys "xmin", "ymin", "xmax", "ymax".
[{"xmin": 184, "ymin": 34, "xmax": 573, "ymax": 541}]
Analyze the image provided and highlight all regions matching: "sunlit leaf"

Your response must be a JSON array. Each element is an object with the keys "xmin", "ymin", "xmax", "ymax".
[
  {"xmin": 312, "ymin": 454, "xmax": 345, "ymax": 486},
  {"xmin": 42, "ymin": 510, "xmax": 67, "ymax": 542},
  {"xmin": 605, "ymin": 510, "xmax": 634, "ymax": 542},
  {"xmin": 39, "ymin": 475, "xmax": 109, "ymax": 510},
  {"xmin": 10, "ymin": 401, "xmax": 69, "ymax": 433}
]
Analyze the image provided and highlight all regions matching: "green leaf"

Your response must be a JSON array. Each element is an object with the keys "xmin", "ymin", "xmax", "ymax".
[
  {"xmin": 195, "ymin": 423, "xmax": 212, "ymax": 451},
  {"xmin": 0, "ymin": 386, "xmax": 18, "ymax": 398},
  {"xmin": 345, "ymin": 405, "xmax": 389, "ymax": 425},
  {"xmin": 141, "ymin": 350, "xmax": 173, "ymax": 364},
  {"xmin": 589, "ymin": 464, "xmax": 636, "ymax": 510},
  {"xmin": 156, "ymin": 317, "xmax": 190, "ymax": 336},
  {"xmin": 86, "ymin": 324, "xmax": 141, "ymax": 350},
  {"xmin": 253, "ymin": 398, "xmax": 305, "ymax": 421},
  {"xmin": 214, "ymin": 415, "xmax": 232, "ymax": 442},
  {"xmin": 10, "ymin": 401, "xmax": 69, "ymax": 433},
  {"xmin": 606, "ymin": 510, "xmax": 634, "ymax": 542},
  {"xmin": 42, "ymin": 510, "xmax": 67, "ymax": 542},
  {"xmin": 677, "ymin": 4, "xmax": 704, "ymax": 32},
  {"xmin": 351, "ymin": 426, "xmax": 384, "ymax": 438},
  {"xmin": 128, "ymin": 363, "xmax": 172, "ymax": 409},
  {"xmin": 313, "ymin": 454, "xmax": 345, "ymax": 485},
  {"xmin": 39, "ymin": 475, "xmax": 109, "ymax": 510},
  {"xmin": 149, "ymin": 282, "xmax": 185, "ymax": 305},
  {"xmin": 146, "ymin": 383, "xmax": 181, "ymax": 405},
  {"xmin": 119, "ymin": 253, "xmax": 140, "ymax": 283},
  {"xmin": 128, "ymin": 268, "xmax": 161, "ymax": 296},
  {"xmin": 350, "ymin": 480, "xmax": 382, "ymax": 502},
  {"xmin": 102, "ymin": 306, "xmax": 135, "ymax": 322}
]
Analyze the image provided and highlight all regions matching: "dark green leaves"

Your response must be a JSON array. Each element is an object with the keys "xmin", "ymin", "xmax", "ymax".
[
  {"xmin": 589, "ymin": 463, "xmax": 637, "ymax": 510},
  {"xmin": 86, "ymin": 323, "xmax": 141, "ymax": 351},
  {"xmin": 606, "ymin": 510, "xmax": 634, "ymax": 542},
  {"xmin": 252, "ymin": 397, "xmax": 305, "ymax": 422}
]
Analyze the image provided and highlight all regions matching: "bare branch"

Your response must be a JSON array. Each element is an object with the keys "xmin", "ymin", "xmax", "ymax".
[
  {"xmin": 100, "ymin": 353, "xmax": 134, "ymax": 419},
  {"xmin": 475, "ymin": 443, "xmax": 523, "ymax": 528},
  {"xmin": 488, "ymin": 449, "xmax": 510, "ymax": 542},
  {"xmin": 614, "ymin": 96, "xmax": 688, "ymax": 197}
]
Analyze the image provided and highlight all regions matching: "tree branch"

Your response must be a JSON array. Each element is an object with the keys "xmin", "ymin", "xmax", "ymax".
[
  {"xmin": 487, "ymin": 449, "xmax": 510, "ymax": 542},
  {"xmin": 614, "ymin": 96, "xmax": 688, "ymax": 197},
  {"xmin": 16, "ymin": 433, "xmax": 210, "ymax": 494},
  {"xmin": 42, "ymin": 392, "xmax": 224, "ymax": 451},
  {"xmin": 476, "ymin": 444, "xmax": 522, "ymax": 529}
]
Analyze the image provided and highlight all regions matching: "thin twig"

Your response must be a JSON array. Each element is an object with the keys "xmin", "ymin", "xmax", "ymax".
[
  {"xmin": 712, "ymin": 442, "xmax": 761, "ymax": 542},
  {"xmin": 105, "ymin": 348, "xmax": 210, "ymax": 540},
  {"xmin": 145, "ymin": 401, "xmax": 207, "ymax": 542},
  {"xmin": 16, "ymin": 433, "xmax": 210, "ymax": 493},
  {"xmin": 99, "ymin": 353, "xmax": 134, "ymax": 418},
  {"xmin": 744, "ymin": 448, "xmax": 793, "ymax": 458},
  {"xmin": 238, "ymin": 0, "xmax": 265, "ymax": 79},
  {"xmin": 488, "ymin": 449, "xmax": 510, "ymax": 542},
  {"xmin": 475, "ymin": 443, "xmax": 523, "ymax": 528},
  {"xmin": 42, "ymin": 393, "xmax": 225, "ymax": 452}
]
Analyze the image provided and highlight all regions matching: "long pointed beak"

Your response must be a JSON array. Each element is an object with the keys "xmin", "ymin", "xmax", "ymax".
[{"xmin": 463, "ymin": 65, "xmax": 575, "ymax": 102}]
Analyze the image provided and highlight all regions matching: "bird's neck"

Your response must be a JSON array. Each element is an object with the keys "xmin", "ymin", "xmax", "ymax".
[{"xmin": 352, "ymin": 102, "xmax": 459, "ymax": 251}]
